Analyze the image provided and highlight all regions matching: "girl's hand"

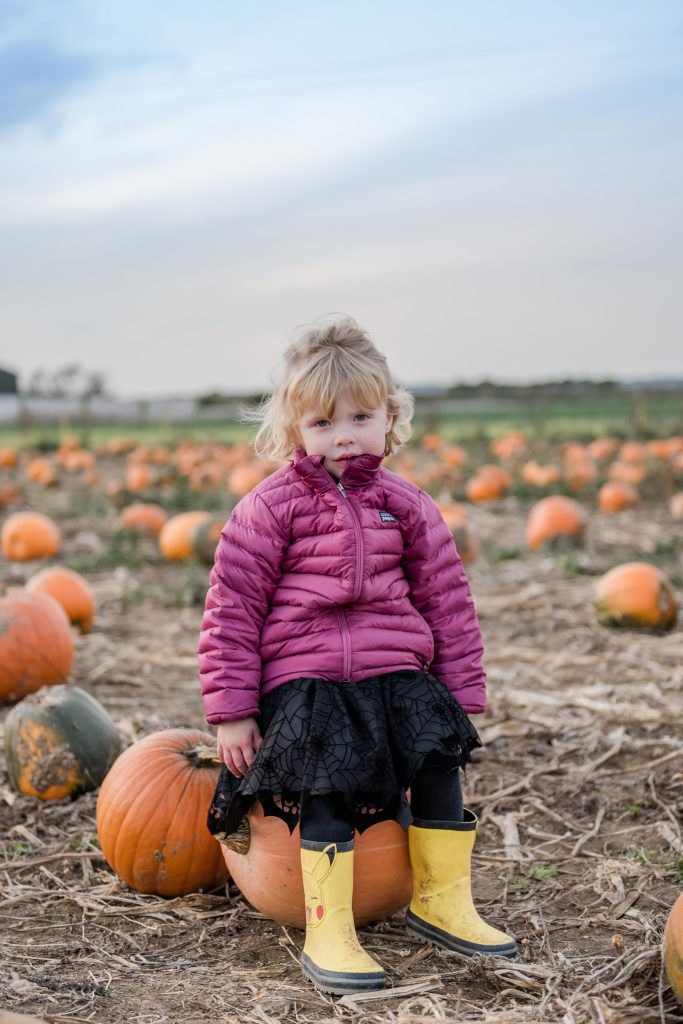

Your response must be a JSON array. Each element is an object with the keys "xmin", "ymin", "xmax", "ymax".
[{"xmin": 216, "ymin": 717, "xmax": 262, "ymax": 777}]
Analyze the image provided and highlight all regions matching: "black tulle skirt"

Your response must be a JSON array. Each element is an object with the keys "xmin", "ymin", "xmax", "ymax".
[{"xmin": 207, "ymin": 669, "xmax": 481, "ymax": 841}]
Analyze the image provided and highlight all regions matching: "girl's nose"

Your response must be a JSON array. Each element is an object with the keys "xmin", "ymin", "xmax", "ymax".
[{"xmin": 335, "ymin": 428, "xmax": 354, "ymax": 445}]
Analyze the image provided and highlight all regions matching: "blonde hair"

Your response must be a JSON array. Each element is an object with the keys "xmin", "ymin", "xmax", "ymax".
[{"xmin": 246, "ymin": 315, "xmax": 414, "ymax": 461}]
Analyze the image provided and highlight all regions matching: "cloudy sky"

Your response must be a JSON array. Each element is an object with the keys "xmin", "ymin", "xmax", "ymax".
[{"xmin": 1, "ymin": 1, "xmax": 682, "ymax": 398}]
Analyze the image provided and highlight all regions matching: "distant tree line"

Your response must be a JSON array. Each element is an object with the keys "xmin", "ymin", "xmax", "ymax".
[
  {"xmin": 25, "ymin": 365, "xmax": 109, "ymax": 399},
  {"xmin": 442, "ymin": 379, "xmax": 621, "ymax": 399},
  {"xmin": 197, "ymin": 378, "xmax": 683, "ymax": 407}
]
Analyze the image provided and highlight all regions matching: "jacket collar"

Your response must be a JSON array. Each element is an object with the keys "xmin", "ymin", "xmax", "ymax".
[{"xmin": 291, "ymin": 447, "xmax": 384, "ymax": 492}]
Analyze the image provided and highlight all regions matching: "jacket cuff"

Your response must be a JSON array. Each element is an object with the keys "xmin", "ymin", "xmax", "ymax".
[{"xmin": 206, "ymin": 707, "xmax": 260, "ymax": 724}]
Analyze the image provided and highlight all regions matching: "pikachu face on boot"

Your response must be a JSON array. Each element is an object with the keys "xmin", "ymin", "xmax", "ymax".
[{"xmin": 300, "ymin": 839, "xmax": 386, "ymax": 994}]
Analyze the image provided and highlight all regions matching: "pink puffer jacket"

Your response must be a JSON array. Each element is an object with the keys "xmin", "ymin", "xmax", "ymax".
[{"xmin": 198, "ymin": 448, "xmax": 487, "ymax": 723}]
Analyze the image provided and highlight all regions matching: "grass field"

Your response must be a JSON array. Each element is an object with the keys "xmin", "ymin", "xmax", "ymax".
[{"xmin": 1, "ymin": 391, "xmax": 682, "ymax": 450}]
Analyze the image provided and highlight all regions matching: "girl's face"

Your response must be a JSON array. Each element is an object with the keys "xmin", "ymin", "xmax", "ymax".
[{"xmin": 297, "ymin": 389, "xmax": 391, "ymax": 479}]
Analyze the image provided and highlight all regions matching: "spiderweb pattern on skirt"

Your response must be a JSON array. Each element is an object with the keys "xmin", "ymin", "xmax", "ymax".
[{"xmin": 207, "ymin": 669, "xmax": 481, "ymax": 840}]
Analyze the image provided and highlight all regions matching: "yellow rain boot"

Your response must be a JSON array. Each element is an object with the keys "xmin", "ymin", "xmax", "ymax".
[
  {"xmin": 300, "ymin": 838, "xmax": 386, "ymax": 994},
  {"xmin": 407, "ymin": 811, "xmax": 517, "ymax": 958}
]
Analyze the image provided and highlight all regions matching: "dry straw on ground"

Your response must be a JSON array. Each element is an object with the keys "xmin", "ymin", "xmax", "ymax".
[{"xmin": 1, "ymin": 489, "xmax": 682, "ymax": 1023}]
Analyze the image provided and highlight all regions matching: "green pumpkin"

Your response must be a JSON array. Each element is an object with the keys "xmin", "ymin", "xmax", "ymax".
[
  {"xmin": 190, "ymin": 513, "xmax": 228, "ymax": 565},
  {"xmin": 4, "ymin": 685, "xmax": 121, "ymax": 801}
]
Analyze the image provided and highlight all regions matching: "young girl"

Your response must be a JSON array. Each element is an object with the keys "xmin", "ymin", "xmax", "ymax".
[{"xmin": 198, "ymin": 315, "xmax": 516, "ymax": 994}]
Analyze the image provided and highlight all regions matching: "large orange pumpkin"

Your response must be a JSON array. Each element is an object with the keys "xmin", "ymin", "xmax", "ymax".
[
  {"xmin": 1, "ymin": 511, "xmax": 61, "ymax": 561},
  {"xmin": 25, "ymin": 566, "xmax": 96, "ymax": 634},
  {"xmin": 158, "ymin": 511, "xmax": 211, "ymax": 560},
  {"xmin": 96, "ymin": 729, "xmax": 228, "ymax": 897},
  {"xmin": 665, "ymin": 892, "xmax": 683, "ymax": 1004},
  {"xmin": 595, "ymin": 562, "xmax": 677, "ymax": 632},
  {"xmin": 222, "ymin": 802, "xmax": 412, "ymax": 929},
  {"xmin": 526, "ymin": 496, "xmax": 587, "ymax": 550},
  {"xmin": 0, "ymin": 590, "xmax": 75, "ymax": 704}
]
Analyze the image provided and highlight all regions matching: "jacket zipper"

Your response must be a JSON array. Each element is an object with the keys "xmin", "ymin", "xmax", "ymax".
[
  {"xmin": 337, "ymin": 481, "xmax": 364, "ymax": 601},
  {"xmin": 335, "ymin": 479, "xmax": 364, "ymax": 680},
  {"xmin": 336, "ymin": 607, "xmax": 351, "ymax": 681}
]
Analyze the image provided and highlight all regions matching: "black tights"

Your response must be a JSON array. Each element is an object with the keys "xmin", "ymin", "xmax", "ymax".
[{"xmin": 299, "ymin": 766, "xmax": 464, "ymax": 844}]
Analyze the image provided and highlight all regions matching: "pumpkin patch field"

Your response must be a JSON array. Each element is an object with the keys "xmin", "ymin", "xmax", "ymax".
[{"xmin": 0, "ymin": 429, "xmax": 682, "ymax": 1024}]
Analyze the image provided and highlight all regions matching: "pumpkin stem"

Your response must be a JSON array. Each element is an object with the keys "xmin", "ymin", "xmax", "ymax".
[
  {"xmin": 184, "ymin": 744, "xmax": 222, "ymax": 769},
  {"xmin": 184, "ymin": 744, "xmax": 252, "ymax": 853}
]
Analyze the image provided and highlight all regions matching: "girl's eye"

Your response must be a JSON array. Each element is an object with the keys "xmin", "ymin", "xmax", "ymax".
[
  {"xmin": 354, "ymin": 414, "xmax": 370, "ymax": 422},
  {"xmin": 313, "ymin": 419, "xmax": 329, "ymax": 428}
]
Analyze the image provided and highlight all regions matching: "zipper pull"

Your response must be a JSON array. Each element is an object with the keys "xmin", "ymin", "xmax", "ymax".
[{"xmin": 337, "ymin": 481, "xmax": 347, "ymax": 498}]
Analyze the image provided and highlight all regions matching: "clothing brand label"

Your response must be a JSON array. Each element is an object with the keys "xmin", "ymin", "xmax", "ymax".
[{"xmin": 379, "ymin": 511, "xmax": 397, "ymax": 523}]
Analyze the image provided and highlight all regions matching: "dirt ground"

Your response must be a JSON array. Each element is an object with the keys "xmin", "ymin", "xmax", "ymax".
[{"xmin": 1, "ymin": 479, "xmax": 683, "ymax": 1023}]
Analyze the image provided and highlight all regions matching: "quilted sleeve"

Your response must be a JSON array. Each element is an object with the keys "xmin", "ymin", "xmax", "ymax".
[
  {"xmin": 402, "ymin": 491, "xmax": 487, "ymax": 714},
  {"xmin": 197, "ymin": 489, "xmax": 288, "ymax": 724}
]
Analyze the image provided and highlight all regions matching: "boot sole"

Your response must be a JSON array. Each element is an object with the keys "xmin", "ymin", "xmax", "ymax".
[
  {"xmin": 301, "ymin": 953, "xmax": 386, "ymax": 995},
  {"xmin": 406, "ymin": 909, "xmax": 518, "ymax": 959}
]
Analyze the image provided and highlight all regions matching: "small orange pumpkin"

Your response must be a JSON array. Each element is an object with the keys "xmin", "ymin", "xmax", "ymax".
[
  {"xmin": 25, "ymin": 566, "xmax": 96, "ymax": 634},
  {"xmin": 597, "ymin": 482, "xmax": 639, "ymax": 514},
  {"xmin": 222, "ymin": 802, "xmax": 412, "ymax": 928},
  {"xmin": 437, "ymin": 501, "xmax": 469, "ymax": 531},
  {"xmin": 465, "ymin": 465, "xmax": 510, "ymax": 502},
  {"xmin": 125, "ymin": 463, "xmax": 153, "ymax": 492},
  {"xmin": 595, "ymin": 562, "xmax": 677, "ymax": 632},
  {"xmin": 440, "ymin": 444, "xmax": 468, "ymax": 469},
  {"xmin": 452, "ymin": 523, "xmax": 479, "ymax": 565},
  {"xmin": 120, "ymin": 502, "xmax": 169, "ymax": 536},
  {"xmin": 23, "ymin": 457, "xmax": 57, "ymax": 487},
  {"xmin": 607, "ymin": 460, "xmax": 647, "ymax": 486},
  {"xmin": 665, "ymin": 892, "xmax": 683, "ymax": 1004},
  {"xmin": 521, "ymin": 461, "xmax": 561, "ymax": 488},
  {"xmin": 158, "ymin": 510, "xmax": 211, "ymax": 560},
  {"xmin": 102, "ymin": 436, "xmax": 137, "ymax": 455},
  {"xmin": 0, "ymin": 446, "xmax": 18, "ymax": 469},
  {"xmin": 1, "ymin": 511, "xmax": 61, "ymax": 561},
  {"xmin": 420, "ymin": 433, "xmax": 443, "ymax": 453},
  {"xmin": 526, "ymin": 495, "xmax": 587, "ymax": 551},
  {"xmin": 59, "ymin": 449, "xmax": 95, "ymax": 472},
  {"xmin": 587, "ymin": 437, "xmax": 618, "ymax": 461},
  {"xmin": 96, "ymin": 729, "xmax": 229, "ymax": 897},
  {"xmin": 0, "ymin": 482, "xmax": 23, "ymax": 508},
  {"xmin": 618, "ymin": 441, "xmax": 646, "ymax": 464},
  {"xmin": 227, "ymin": 463, "xmax": 266, "ymax": 498},
  {"xmin": 0, "ymin": 590, "xmax": 75, "ymax": 704},
  {"xmin": 564, "ymin": 461, "xmax": 597, "ymax": 493}
]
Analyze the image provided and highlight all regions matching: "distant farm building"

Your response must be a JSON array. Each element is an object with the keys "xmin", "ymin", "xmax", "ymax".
[{"xmin": 0, "ymin": 368, "xmax": 18, "ymax": 394}]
